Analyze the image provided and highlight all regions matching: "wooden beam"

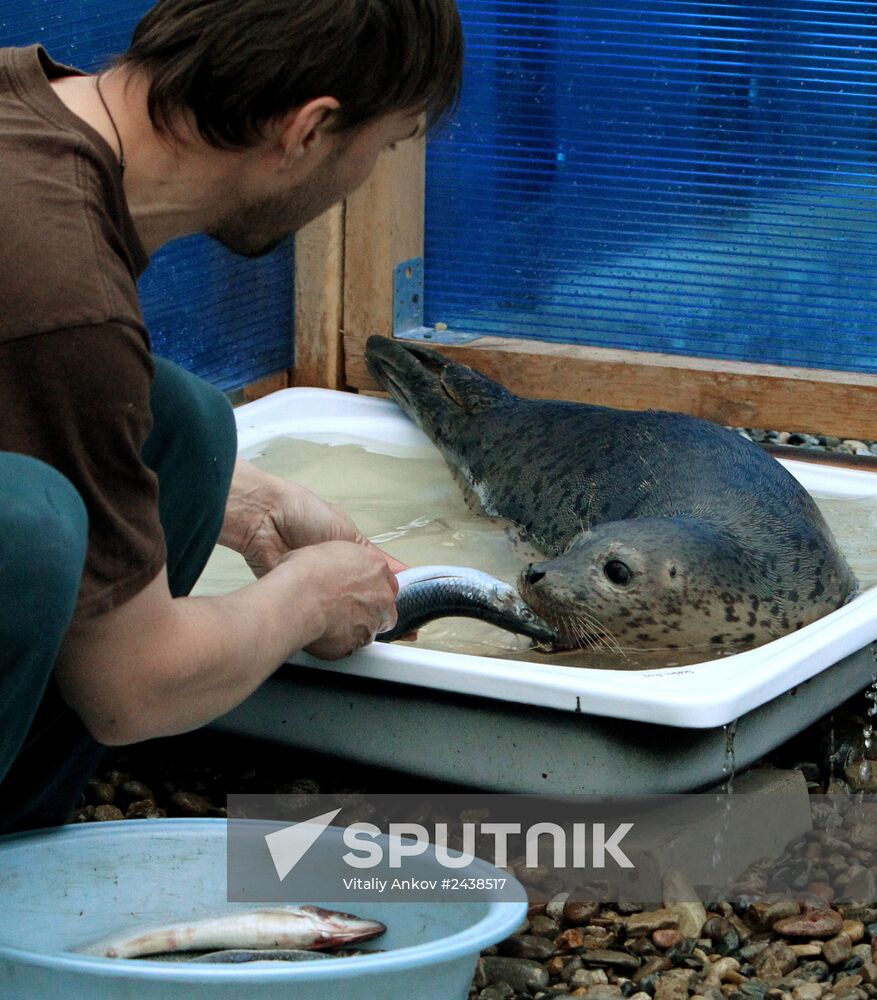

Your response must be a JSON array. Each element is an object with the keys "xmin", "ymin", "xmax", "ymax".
[
  {"xmin": 237, "ymin": 371, "xmax": 290, "ymax": 402},
  {"xmin": 763, "ymin": 443, "xmax": 877, "ymax": 472},
  {"xmin": 293, "ymin": 203, "xmax": 345, "ymax": 389},
  {"xmin": 345, "ymin": 333, "xmax": 877, "ymax": 440},
  {"xmin": 342, "ymin": 135, "xmax": 425, "ymax": 353}
]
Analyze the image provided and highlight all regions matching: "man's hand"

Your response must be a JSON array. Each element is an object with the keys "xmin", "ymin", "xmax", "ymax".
[
  {"xmin": 219, "ymin": 458, "xmax": 406, "ymax": 577},
  {"xmin": 294, "ymin": 541, "xmax": 400, "ymax": 659}
]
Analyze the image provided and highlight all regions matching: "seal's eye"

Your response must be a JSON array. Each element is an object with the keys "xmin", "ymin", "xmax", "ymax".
[
  {"xmin": 604, "ymin": 560, "xmax": 632, "ymax": 586},
  {"xmin": 520, "ymin": 608, "xmax": 535, "ymax": 621}
]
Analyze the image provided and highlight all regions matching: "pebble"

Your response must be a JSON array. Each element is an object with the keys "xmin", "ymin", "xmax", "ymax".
[
  {"xmin": 556, "ymin": 929, "xmax": 591, "ymax": 952},
  {"xmin": 126, "ymin": 799, "xmax": 166, "ymax": 819},
  {"xmin": 626, "ymin": 911, "xmax": 680, "ymax": 937},
  {"xmin": 663, "ymin": 871, "xmax": 708, "ymax": 941},
  {"xmin": 808, "ymin": 884, "xmax": 837, "ymax": 904},
  {"xmin": 860, "ymin": 962, "xmax": 877, "ymax": 985},
  {"xmin": 580, "ymin": 951, "xmax": 643, "ymax": 973},
  {"xmin": 844, "ymin": 871, "xmax": 877, "ymax": 903},
  {"xmin": 68, "ymin": 804, "xmax": 95, "ymax": 823},
  {"xmin": 774, "ymin": 911, "xmax": 844, "ymax": 939},
  {"xmin": 847, "ymin": 827, "xmax": 877, "ymax": 852},
  {"xmin": 547, "ymin": 894, "xmax": 572, "ymax": 922},
  {"xmin": 577, "ymin": 988, "xmax": 622, "ymax": 1000},
  {"xmin": 531, "ymin": 915, "xmax": 564, "ymax": 938},
  {"xmin": 823, "ymin": 934, "xmax": 854, "ymax": 966},
  {"xmin": 705, "ymin": 958, "xmax": 743, "ymax": 987},
  {"xmin": 703, "ymin": 917, "xmax": 735, "ymax": 942},
  {"xmin": 798, "ymin": 961, "xmax": 831, "ymax": 983},
  {"xmin": 747, "ymin": 901, "xmax": 802, "ymax": 932},
  {"xmin": 754, "ymin": 943, "xmax": 799, "ymax": 979},
  {"xmin": 791, "ymin": 946, "xmax": 826, "ymax": 959},
  {"xmin": 92, "ymin": 804, "xmax": 125, "ymax": 822},
  {"xmin": 480, "ymin": 985, "xmax": 515, "ymax": 1000},
  {"xmin": 565, "ymin": 900, "xmax": 603, "ymax": 926},
  {"xmin": 654, "ymin": 969, "xmax": 696, "ymax": 1000},
  {"xmin": 118, "ymin": 779, "xmax": 153, "ymax": 805},
  {"xmin": 570, "ymin": 970, "xmax": 622, "ymax": 990},
  {"xmin": 572, "ymin": 968, "xmax": 608, "ymax": 987},
  {"xmin": 634, "ymin": 958, "xmax": 674, "ymax": 983},
  {"xmin": 833, "ymin": 974, "xmax": 863, "ymax": 997},
  {"xmin": 792, "ymin": 986, "xmax": 825, "ymax": 1000},
  {"xmin": 479, "ymin": 956, "xmax": 551, "ymax": 994},
  {"xmin": 499, "ymin": 935, "xmax": 557, "ymax": 962},
  {"xmin": 653, "ymin": 930, "xmax": 684, "ymax": 950},
  {"xmin": 84, "ymin": 780, "xmax": 116, "ymax": 806},
  {"xmin": 839, "ymin": 440, "xmax": 870, "ymax": 455},
  {"xmin": 844, "ymin": 923, "xmax": 866, "ymax": 946},
  {"xmin": 169, "ymin": 790, "xmax": 214, "ymax": 817}
]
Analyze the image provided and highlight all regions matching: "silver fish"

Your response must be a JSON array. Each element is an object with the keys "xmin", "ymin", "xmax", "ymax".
[
  {"xmin": 143, "ymin": 947, "xmax": 379, "ymax": 963},
  {"xmin": 378, "ymin": 565, "xmax": 557, "ymax": 644},
  {"xmin": 79, "ymin": 905, "xmax": 385, "ymax": 960}
]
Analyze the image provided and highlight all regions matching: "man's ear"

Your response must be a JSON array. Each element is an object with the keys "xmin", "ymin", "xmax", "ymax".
[{"xmin": 277, "ymin": 96, "xmax": 341, "ymax": 166}]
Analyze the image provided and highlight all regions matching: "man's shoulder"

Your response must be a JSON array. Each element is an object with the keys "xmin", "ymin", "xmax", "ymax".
[
  {"xmin": 0, "ymin": 180, "xmax": 142, "ymax": 342},
  {"xmin": 0, "ymin": 47, "xmax": 145, "ymax": 343}
]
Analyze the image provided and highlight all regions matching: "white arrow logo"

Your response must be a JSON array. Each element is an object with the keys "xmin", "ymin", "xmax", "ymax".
[{"xmin": 264, "ymin": 808, "xmax": 343, "ymax": 882}]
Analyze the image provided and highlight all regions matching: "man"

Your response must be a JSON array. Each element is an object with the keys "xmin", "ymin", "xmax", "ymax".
[{"xmin": 0, "ymin": 0, "xmax": 464, "ymax": 832}]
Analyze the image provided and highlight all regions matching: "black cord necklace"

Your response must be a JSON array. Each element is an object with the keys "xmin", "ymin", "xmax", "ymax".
[{"xmin": 94, "ymin": 73, "xmax": 126, "ymax": 174}]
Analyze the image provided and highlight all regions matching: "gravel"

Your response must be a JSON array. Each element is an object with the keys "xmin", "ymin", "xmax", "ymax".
[{"xmin": 458, "ymin": 801, "xmax": 877, "ymax": 997}]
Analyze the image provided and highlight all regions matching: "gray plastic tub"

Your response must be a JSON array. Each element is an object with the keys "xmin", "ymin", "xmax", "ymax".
[
  {"xmin": 214, "ymin": 639, "xmax": 876, "ymax": 794},
  {"xmin": 0, "ymin": 819, "xmax": 527, "ymax": 999}
]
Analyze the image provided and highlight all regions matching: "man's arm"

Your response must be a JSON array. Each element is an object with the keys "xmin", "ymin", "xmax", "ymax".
[{"xmin": 55, "ymin": 538, "xmax": 398, "ymax": 746}]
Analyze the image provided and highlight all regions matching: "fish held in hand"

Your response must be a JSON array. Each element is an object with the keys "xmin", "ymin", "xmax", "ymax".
[
  {"xmin": 79, "ymin": 905, "xmax": 386, "ymax": 959},
  {"xmin": 378, "ymin": 564, "xmax": 557, "ymax": 644}
]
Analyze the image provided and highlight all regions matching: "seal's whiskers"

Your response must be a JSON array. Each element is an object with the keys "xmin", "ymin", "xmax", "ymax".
[{"xmin": 559, "ymin": 608, "xmax": 627, "ymax": 660}]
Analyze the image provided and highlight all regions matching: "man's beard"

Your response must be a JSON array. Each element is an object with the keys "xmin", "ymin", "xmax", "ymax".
[{"xmin": 207, "ymin": 146, "xmax": 347, "ymax": 258}]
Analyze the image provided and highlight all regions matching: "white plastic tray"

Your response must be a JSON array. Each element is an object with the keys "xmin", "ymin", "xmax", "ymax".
[{"xmin": 232, "ymin": 388, "xmax": 877, "ymax": 730}]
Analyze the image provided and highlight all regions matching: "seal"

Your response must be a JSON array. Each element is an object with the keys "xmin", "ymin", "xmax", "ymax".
[{"xmin": 365, "ymin": 336, "xmax": 858, "ymax": 654}]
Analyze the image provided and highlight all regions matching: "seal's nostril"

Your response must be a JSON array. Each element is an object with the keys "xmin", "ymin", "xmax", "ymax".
[{"xmin": 526, "ymin": 565, "xmax": 546, "ymax": 585}]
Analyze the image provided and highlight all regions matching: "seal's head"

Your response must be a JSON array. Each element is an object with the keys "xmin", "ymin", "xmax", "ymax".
[{"xmin": 518, "ymin": 516, "xmax": 806, "ymax": 653}]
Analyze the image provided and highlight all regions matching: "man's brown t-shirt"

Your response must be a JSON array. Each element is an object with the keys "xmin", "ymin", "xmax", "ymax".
[{"xmin": 0, "ymin": 45, "xmax": 167, "ymax": 620}]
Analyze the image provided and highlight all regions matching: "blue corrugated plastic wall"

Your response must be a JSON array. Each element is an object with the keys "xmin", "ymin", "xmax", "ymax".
[{"xmin": 425, "ymin": 1, "xmax": 877, "ymax": 373}]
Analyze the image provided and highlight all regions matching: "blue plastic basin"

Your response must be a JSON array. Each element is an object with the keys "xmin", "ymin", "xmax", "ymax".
[{"xmin": 0, "ymin": 818, "xmax": 527, "ymax": 999}]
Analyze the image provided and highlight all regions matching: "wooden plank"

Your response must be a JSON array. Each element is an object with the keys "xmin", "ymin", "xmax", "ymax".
[
  {"xmin": 763, "ymin": 443, "xmax": 877, "ymax": 472},
  {"xmin": 342, "ymin": 136, "xmax": 425, "ymax": 352},
  {"xmin": 292, "ymin": 203, "xmax": 345, "ymax": 389},
  {"xmin": 238, "ymin": 371, "xmax": 290, "ymax": 402},
  {"xmin": 345, "ymin": 333, "xmax": 877, "ymax": 439}
]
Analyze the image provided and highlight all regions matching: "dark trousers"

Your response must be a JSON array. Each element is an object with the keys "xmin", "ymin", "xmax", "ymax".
[{"xmin": 0, "ymin": 359, "xmax": 237, "ymax": 834}]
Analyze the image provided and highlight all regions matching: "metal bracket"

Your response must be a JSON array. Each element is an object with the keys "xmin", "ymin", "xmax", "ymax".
[{"xmin": 392, "ymin": 257, "xmax": 481, "ymax": 345}]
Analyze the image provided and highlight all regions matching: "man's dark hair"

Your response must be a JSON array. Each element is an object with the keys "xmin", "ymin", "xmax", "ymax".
[{"xmin": 119, "ymin": 0, "xmax": 464, "ymax": 148}]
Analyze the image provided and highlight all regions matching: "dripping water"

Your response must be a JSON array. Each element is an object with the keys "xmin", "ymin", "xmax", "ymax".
[{"xmin": 712, "ymin": 720, "xmax": 738, "ymax": 867}]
